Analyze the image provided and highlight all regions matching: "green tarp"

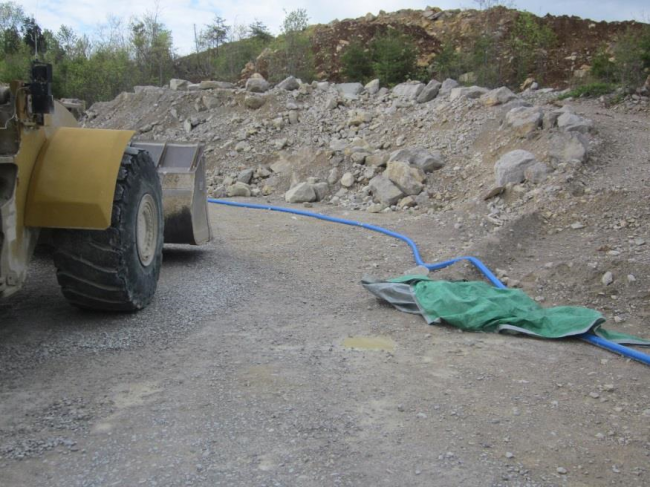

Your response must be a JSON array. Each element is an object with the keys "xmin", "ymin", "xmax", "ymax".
[{"xmin": 362, "ymin": 276, "xmax": 650, "ymax": 346}]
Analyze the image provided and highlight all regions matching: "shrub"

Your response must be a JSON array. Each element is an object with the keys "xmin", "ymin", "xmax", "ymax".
[
  {"xmin": 612, "ymin": 26, "xmax": 650, "ymax": 89},
  {"xmin": 430, "ymin": 42, "xmax": 463, "ymax": 81}
]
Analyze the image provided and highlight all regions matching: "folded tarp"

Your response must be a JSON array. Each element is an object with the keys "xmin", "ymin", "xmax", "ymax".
[{"xmin": 362, "ymin": 276, "xmax": 650, "ymax": 346}]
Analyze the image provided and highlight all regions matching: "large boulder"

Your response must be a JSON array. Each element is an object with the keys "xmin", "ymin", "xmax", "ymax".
[
  {"xmin": 549, "ymin": 133, "xmax": 589, "ymax": 165},
  {"xmin": 480, "ymin": 87, "xmax": 517, "ymax": 107},
  {"xmin": 385, "ymin": 160, "xmax": 426, "ymax": 195},
  {"xmin": 557, "ymin": 112, "xmax": 593, "ymax": 134},
  {"xmin": 335, "ymin": 83, "xmax": 364, "ymax": 99},
  {"xmin": 439, "ymin": 78, "xmax": 459, "ymax": 96},
  {"xmin": 227, "ymin": 182, "xmax": 251, "ymax": 197},
  {"xmin": 505, "ymin": 106, "xmax": 543, "ymax": 137},
  {"xmin": 277, "ymin": 76, "xmax": 300, "ymax": 91},
  {"xmin": 169, "ymin": 78, "xmax": 189, "ymax": 91},
  {"xmin": 245, "ymin": 76, "xmax": 270, "ymax": 93},
  {"xmin": 494, "ymin": 150, "xmax": 539, "ymax": 186},
  {"xmin": 200, "ymin": 80, "xmax": 235, "ymax": 90},
  {"xmin": 449, "ymin": 86, "xmax": 489, "ymax": 101},
  {"xmin": 369, "ymin": 175, "xmax": 405, "ymax": 206},
  {"xmin": 416, "ymin": 79, "xmax": 442, "ymax": 103},
  {"xmin": 392, "ymin": 81, "xmax": 425, "ymax": 101},
  {"xmin": 366, "ymin": 152, "xmax": 389, "ymax": 167},
  {"xmin": 365, "ymin": 79, "xmax": 380, "ymax": 95},
  {"xmin": 244, "ymin": 94, "xmax": 267, "ymax": 109},
  {"xmin": 285, "ymin": 182, "xmax": 317, "ymax": 203},
  {"xmin": 389, "ymin": 147, "xmax": 445, "ymax": 173}
]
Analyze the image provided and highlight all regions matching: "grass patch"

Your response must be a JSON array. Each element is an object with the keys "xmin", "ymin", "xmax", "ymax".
[{"xmin": 557, "ymin": 82, "xmax": 616, "ymax": 100}]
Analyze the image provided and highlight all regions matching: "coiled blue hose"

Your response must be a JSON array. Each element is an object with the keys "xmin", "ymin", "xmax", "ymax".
[{"xmin": 209, "ymin": 198, "xmax": 650, "ymax": 366}]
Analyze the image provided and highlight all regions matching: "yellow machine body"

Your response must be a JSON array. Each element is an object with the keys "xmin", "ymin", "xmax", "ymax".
[
  {"xmin": 1, "ymin": 80, "xmax": 211, "ymax": 300},
  {"xmin": 25, "ymin": 127, "xmax": 135, "ymax": 229}
]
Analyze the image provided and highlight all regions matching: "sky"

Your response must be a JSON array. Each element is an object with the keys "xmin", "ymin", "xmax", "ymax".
[{"xmin": 18, "ymin": 0, "xmax": 649, "ymax": 54}]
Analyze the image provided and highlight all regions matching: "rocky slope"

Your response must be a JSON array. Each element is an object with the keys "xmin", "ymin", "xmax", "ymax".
[{"xmin": 84, "ymin": 72, "xmax": 650, "ymax": 342}]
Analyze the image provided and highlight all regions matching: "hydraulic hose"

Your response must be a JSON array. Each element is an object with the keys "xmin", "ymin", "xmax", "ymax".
[{"xmin": 209, "ymin": 198, "xmax": 650, "ymax": 366}]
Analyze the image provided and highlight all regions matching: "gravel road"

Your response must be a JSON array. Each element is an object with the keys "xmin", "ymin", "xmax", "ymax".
[{"xmin": 1, "ymin": 203, "xmax": 648, "ymax": 487}]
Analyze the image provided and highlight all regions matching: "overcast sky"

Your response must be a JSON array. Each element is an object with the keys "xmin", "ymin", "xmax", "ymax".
[{"xmin": 19, "ymin": 0, "xmax": 649, "ymax": 54}]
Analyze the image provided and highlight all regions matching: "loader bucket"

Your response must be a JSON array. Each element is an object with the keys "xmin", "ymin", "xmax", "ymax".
[{"xmin": 131, "ymin": 141, "xmax": 211, "ymax": 245}]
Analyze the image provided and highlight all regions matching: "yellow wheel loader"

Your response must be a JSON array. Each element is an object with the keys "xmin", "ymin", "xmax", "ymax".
[{"xmin": 0, "ymin": 62, "xmax": 211, "ymax": 311}]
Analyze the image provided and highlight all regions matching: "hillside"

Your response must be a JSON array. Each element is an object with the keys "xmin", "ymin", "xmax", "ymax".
[{"xmin": 177, "ymin": 6, "xmax": 648, "ymax": 90}]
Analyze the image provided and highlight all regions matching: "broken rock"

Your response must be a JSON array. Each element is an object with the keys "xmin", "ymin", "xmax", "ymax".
[
  {"xmin": 277, "ymin": 76, "xmax": 299, "ymax": 91},
  {"xmin": 481, "ymin": 87, "xmax": 517, "ymax": 107},
  {"xmin": 389, "ymin": 148, "xmax": 445, "ymax": 172},
  {"xmin": 494, "ymin": 150, "xmax": 539, "ymax": 186},
  {"xmin": 285, "ymin": 182, "xmax": 317, "ymax": 203},
  {"xmin": 385, "ymin": 160, "xmax": 426, "ymax": 196},
  {"xmin": 505, "ymin": 106, "xmax": 543, "ymax": 137},
  {"xmin": 416, "ymin": 79, "xmax": 442, "ymax": 103},
  {"xmin": 393, "ymin": 81, "xmax": 425, "ymax": 101},
  {"xmin": 369, "ymin": 175, "xmax": 405, "ymax": 206}
]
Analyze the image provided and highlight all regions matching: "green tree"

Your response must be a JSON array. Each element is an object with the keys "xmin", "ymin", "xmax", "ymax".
[
  {"xmin": 612, "ymin": 26, "xmax": 650, "ymax": 89},
  {"xmin": 508, "ymin": 11, "xmax": 556, "ymax": 84},
  {"xmin": 248, "ymin": 19, "xmax": 272, "ymax": 43},
  {"xmin": 340, "ymin": 41, "xmax": 373, "ymax": 83},
  {"xmin": 370, "ymin": 31, "xmax": 417, "ymax": 86}
]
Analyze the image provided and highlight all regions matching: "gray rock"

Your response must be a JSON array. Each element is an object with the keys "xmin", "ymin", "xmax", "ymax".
[
  {"xmin": 393, "ymin": 81, "xmax": 425, "ymax": 100},
  {"xmin": 524, "ymin": 161, "xmax": 550, "ymax": 183},
  {"xmin": 289, "ymin": 111, "xmax": 299, "ymax": 124},
  {"xmin": 336, "ymin": 83, "xmax": 364, "ymax": 99},
  {"xmin": 202, "ymin": 96, "xmax": 220, "ymax": 109},
  {"xmin": 602, "ymin": 271, "xmax": 614, "ymax": 286},
  {"xmin": 227, "ymin": 182, "xmax": 251, "ymax": 197},
  {"xmin": 235, "ymin": 141, "xmax": 251, "ymax": 152},
  {"xmin": 557, "ymin": 112, "xmax": 593, "ymax": 134},
  {"xmin": 170, "ymin": 78, "xmax": 189, "ymax": 91},
  {"xmin": 389, "ymin": 148, "xmax": 445, "ymax": 172},
  {"xmin": 340, "ymin": 172, "xmax": 355, "ymax": 187},
  {"xmin": 494, "ymin": 150, "xmax": 539, "ymax": 186},
  {"xmin": 245, "ymin": 76, "xmax": 270, "ymax": 93},
  {"xmin": 325, "ymin": 96, "xmax": 342, "ymax": 110},
  {"xmin": 315, "ymin": 81, "xmax": 330, "ymax": 90},
  {"xmin": 134, "ymin": 85, "xmax": 160, "ymax": 94},
  {"xmin": 285, "ymin": 182, "xmax": 317, "ymax": 203},
  {"xmin": 200, "ymin": 80, "xmax": 234, "ymax": 90},
  {"xmin": 549, "ymin": 133, "xmax": 589, "ymax": 165},
  {"xmin": 278, "ymin": 76, "xmax": 300, "ymax": 91},
  {"xmin": 365, "ymin": 79, "xmax": 380, "ymax": 95},
  {"xmin": 439, "ymin": 78, "xmax": 459, "ymax": 95},
  {"xmin": 327, "ymin": 168, "xmax": 339, "ymax": 185},
  {"xmin": 244, "ymin": 94, "xmax": 266, "ymax": 109},
  {"xmin": 481, "ymin": 87, "xmax": 517, "ymax": 107},
  {"xmin": 330, "ymin": 139, "xmax": 348, "ymax": 152},
  {"xmin": 237, "ymin": 168, "xmax": 255, "ymax": 184},
  {"xmin": 505, "ymin": 106, "xmax": 543, "ymax": 137},
  {"xmin": 416, "ymin": 80, "xmax": 442, "ymax": 103},
  {"xmin": 366, "ymin": 152, "xmax": 389, "ymax": 167},
  {"xmin": 187, "ymin": 83, "xmax": 201, "ymax": 91},
  {"xmin": 312, "ymin": 182, "xmax": 330, "ymax": 201},
  {"xmin": 369, "ymin": 175, "xmax": 405, "ymax": 206},
  {"xmin": 385, "ymin": 160, "xmax": 426, "ymax": 195},
  {"xmin": 449, "ymin": 86, "xmax": 488, "ymax": 101}
]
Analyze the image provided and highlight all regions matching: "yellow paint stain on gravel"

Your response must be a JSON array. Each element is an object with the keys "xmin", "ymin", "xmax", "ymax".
[
  {"xmin": 112, "ymin": 381, "xmax": 163, "ymax": 409},
  {"xmin": 343, "ymin": 336, "xmax": 396, "ymax": 352}
]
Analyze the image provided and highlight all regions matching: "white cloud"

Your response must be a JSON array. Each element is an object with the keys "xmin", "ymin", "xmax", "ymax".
[{"xmin": 18, "ymin": 0, "xmax": 649, "ymax": 55}]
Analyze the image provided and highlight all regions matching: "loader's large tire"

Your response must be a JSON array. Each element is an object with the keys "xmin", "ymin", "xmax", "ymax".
[{"xmin": 52, "ymin": 150, "xmax": 163, "ymax": 311}]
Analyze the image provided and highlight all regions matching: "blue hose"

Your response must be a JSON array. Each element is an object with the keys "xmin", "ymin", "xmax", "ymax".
[{"xmin": 209, "ymin": 198, "xmax": 650, "ymax": 366}]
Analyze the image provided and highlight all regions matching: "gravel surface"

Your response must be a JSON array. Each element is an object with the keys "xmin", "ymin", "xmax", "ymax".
[{"xmin": 1, "ymin": 198, "xmax": 649, "ymax": 486}]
